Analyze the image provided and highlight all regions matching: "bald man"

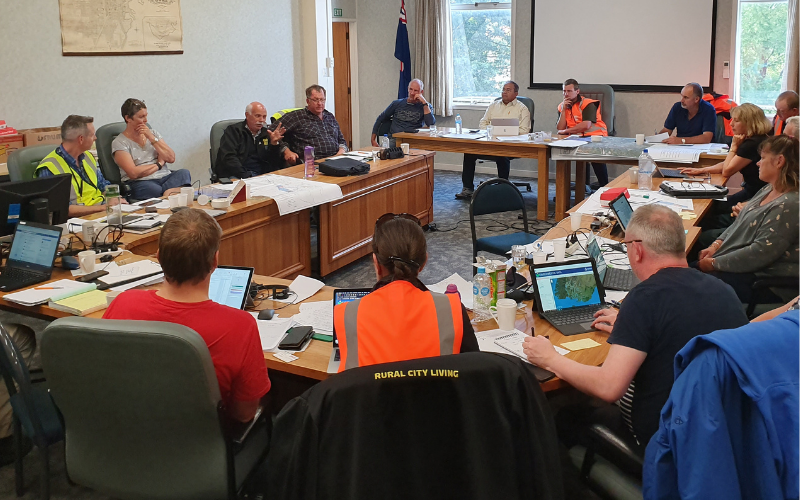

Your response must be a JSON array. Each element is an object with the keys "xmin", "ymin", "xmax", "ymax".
[
  {"xmin": 215, "ymin": 102, "xmax": 286, "ymax": 179},
  {"xmin": 773, "ymin": 90, "xmax": 799, "ymax": 135}
]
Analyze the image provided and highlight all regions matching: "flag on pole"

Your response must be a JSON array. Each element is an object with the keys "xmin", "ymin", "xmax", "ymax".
[{"xmin": 395, "ymin": 0, "xmax": 411, "ymax": 99}]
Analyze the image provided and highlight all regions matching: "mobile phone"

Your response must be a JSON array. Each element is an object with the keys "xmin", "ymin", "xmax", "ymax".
[
  {"xmin": 219, "ymin": 177, "xmax": 233, "ymax": 185},
  {"xmin": 278, "ymin": 326, "xmax": 314, "ymax": 351},
  {"xmin": 76, "ymin": 270, "xmax": 109, "ymax": 282}
]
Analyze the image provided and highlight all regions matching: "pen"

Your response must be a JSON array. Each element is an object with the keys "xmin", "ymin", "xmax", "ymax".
[
  {"xmin": 35, "ymin": 286, "xmax": 63, "ymax": 290},
  {"xmin": 531, "ymin": 327, "xmax": 548, "ymax": 340},
  {"xmin": 608, "ymin": 299, "xmax": 623, "ymax": 309}
]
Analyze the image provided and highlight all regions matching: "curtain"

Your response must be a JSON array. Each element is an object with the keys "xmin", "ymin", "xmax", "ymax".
[
  {"xmin": 413, "ymin": 0, "xmax": 454, "ymax": 117},
  {"xmin": 784, "ymin": 0, "xmax": 799, "ymax": 93}
]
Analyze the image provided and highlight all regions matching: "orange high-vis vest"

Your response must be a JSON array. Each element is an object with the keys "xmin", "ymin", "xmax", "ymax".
[
  {"xmin": 773, "ymin": 115, "xmax": 785, "ymax": 135},
  {"xmin": 334, "ymin": 280, "xmax": 464, "ymax": 372},
  {"xmin": 703, "ymin": 93, "xmax": 738, "ymax": 136},
  {"xmin": 557, "ymin": 97, "xmax": 608, "ymax": 136}
]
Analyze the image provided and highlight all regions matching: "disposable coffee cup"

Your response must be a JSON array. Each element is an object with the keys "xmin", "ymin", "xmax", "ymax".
[
  {"xmin": 553, "ymin": 240, "xmax": 567, "ymax": 261},
  {"xmin": 169, "ymin": 194, "xmax": 180, "ymax": 209},
  {"xmin": 636, "ymin": 134, "xmax": 645, "ymax": 145},
  {"xmin": 570, "ymin": 213, "xmax": 582, "ymax": 232},
  {"xmin": 629, "ymin": 167, "xmax": 639, "ymax": 184},
  {"xmin": 400, "ymin": 143, "xmax": 410, "ymax": 155},
  {"xmin": 532, "ymin": 251, "xmax": 547, "ymax": 264},
  {"xmin": 180, "ymin": 187, "xmax": 194, "ymax": 205}
]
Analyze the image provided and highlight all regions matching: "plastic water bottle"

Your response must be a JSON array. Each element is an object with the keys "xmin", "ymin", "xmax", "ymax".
[
  {"xmin": 380, "ymin": 134, "xmax": 390, "ymax": 149},
  {"xmin": 105, "ymin": 184, "xmax": 123, "ymax": 225},
  {"xmin": 638, "ymin": 148, "xmax": 655, "ymax": 191},
  {"xmin": 455, "ymin": 113, "xmax": 463, "ymax": 134},
  {"xmin": 445, "ymin": 283, "xmax": 461, "ymax": 300},
  {"xmin": 472, "ymin": 267, "xmax": 491, "ymax": 323},
  {"xmin": 304, "ymin": 146, "xmax": 314, "ymax": 178}
]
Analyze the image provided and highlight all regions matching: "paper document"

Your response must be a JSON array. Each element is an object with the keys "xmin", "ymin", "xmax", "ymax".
[
  {"xmin": 574, "ymin": 188, "xmax": 693, "ymax": 216},
  {"xmin": 646, "ymin": 147, "xmax": 701, "ymax": 163},
  {"xmin": 548, "ymin": 139, "xmax": 587, "ymax": 148},
  {"xmin": 249, "ymin": 313, "xmax": 293, "ymax": 351},
  {"xmin": 49, "ymin": 289, "xmax": 109, "ymax": 316},
  {"xmin": 109, "ymin": 273, "xmax": 164, "ymax": 292},
  {"xmin": 442, "ymin": 133, "xmax": 485, "ymax": 139},
  {"xmin": 292, "ymin": 300, "xmax": 334, "ymax": 333},
  {"xmin": 560, "ymin": 338, "xmax": 602, "ymax": 351},
  {"xmin": 244, "ymin": 175, "xmax": 343, "ymax": 216},
  {"xmin": 72, "ymin": 262, "xmax": 119, "ymax": 277},
  {"xmin": 119, "ymin": 204, "xmax": 143, "ymax": 213},
  {"xmin": 274, "ymin": 275, "xmax": 325, "ymax": 304},
  {"xmin": 426, "ymin": 273, "xmax": 474, "ymax": 310},
  {"xmin": 644, "ymin": 132, "xmax": 669, "ymax": 143},
  {"xmin": 273, "ymin": 351, "xmax": 298, "ymax": 363},
  {"xmin": 605, "ymin": 290, "xmax": 629, "ymax": 303},
  {"xmin": 98, "ymin": 261, "xmax": 163, "ymax": 286},
  {"xmin": 496, "ymin": 135, "xmax": 530, "ymax": 142},
  {"xmin": 344, "ymin": 151, "xmax": 373, "ymax": 159},
  {"xmin": 4, "ymin": 280, "xmax": 96, "ymax": 306}
]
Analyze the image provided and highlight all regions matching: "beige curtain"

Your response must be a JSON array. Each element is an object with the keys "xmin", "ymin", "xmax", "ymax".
[
  {"xmin": 414, "ymin": 0, "xmax": 454, "ymax": 116},
  {"xmin": 784, "ymin": 0, "xmax": 799, "ymax": 93}
]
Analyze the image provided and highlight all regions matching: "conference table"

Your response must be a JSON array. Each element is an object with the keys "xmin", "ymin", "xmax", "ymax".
[
  {"xmin": 393, "ymin": 129, "xmax": 728, "ymax": 222},
  {"xmin": 79, "ymin": 151, "xmax": 435, "ymax": 278}
]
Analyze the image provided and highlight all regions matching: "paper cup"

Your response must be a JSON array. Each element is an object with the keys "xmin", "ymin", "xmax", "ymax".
[
  {"xmin": 197, "ymin": 194, "xmax": 210, "ymax": 206},
  {"xmin": 553, "ymin": 240, "xmax": 567, "ymax": 261},
  {"xmin": 636, "ymin": 134, "xmax": 645, "ymax": 145},
  {"xmin": 629, "ymin": 167, "xmax": 639, "ymax": 184},
  {"xmin": 489, "ymin": 298, "xmax": 517, "ymax": 331},
  {"xmin": 570, "ymin": 213, "xmax": 583, "ymax": 232},
  {"xmin": 78, "ymin": 250, "xmax": 96, "ymax": 273},
  {"xmin": 532, "ymin": 251, "xmax": 547, "ymax": 264},
  {"xmin": 400, "ymin": 143, "xmax": 410, "ymax": 155},
  {"xmin": 168, "ymin": 194, "xmax": 180, "ymax": 209},
  {"xmin": 178, "ymin": 193, "xmax": 188, "ymax": 207},
  {"xmin": 181, "ymin": 187, "xmax": 194, "ymax": 205}
]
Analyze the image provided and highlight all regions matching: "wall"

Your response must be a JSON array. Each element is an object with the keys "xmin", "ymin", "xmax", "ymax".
[
  {"xmin": 350, "ymin": 0, "xmax": 735, "ymax": 180},
  {"xmin": 0, "ymin": 0, "xmax": 302, "ymax": 183},
  {"xmin": 331, "ymin": 0, "xmax": 357, "ymax": 19}
]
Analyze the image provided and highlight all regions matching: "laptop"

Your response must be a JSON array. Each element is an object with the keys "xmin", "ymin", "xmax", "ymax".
[
  {"xmin": 530, "ymin": 258, "xmax": 607, "ymax": 336},
  {"xmin": 327, "ymin": 288, "xmax": 371, "ymax": 373},
  {"xmin": 654, "ymin": 166, "xmax": 689, "ymax": 179},
  {"xmin": 208, "ymin": 265, "xmax": 254, "ymax": 309},
  {"xmin": 586, "ymin": 235, "xmax": 640, "ymax": 291},
  {"xmin": 608, "ymin": 192, "xmax": 634, "ymax": 232},
  {"xmin": 490, "ymin": 118, "xmax": 520, "ymax": 136},
  {"xmin": 0, "ymin": 221, "xmax": 63, "ymax": 292}
]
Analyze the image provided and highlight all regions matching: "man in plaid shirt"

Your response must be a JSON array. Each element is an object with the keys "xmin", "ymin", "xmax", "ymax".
[{"xmin": 277, "ymin": 85, "xmax": 348, "ymax": 162}]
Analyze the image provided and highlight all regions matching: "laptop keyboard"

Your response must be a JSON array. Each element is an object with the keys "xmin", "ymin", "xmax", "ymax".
[
  {"xmin": 604, "ymin": 268, "xmax": 637, "ymax": 291},
  {"xmin": 544, "ymin": 305, "xmax": 605, "ymax": 325},
  {"xmin": 658, "ymin": 168, "xmax": 688, "ymax": 178},
  {"xmin": 1, "ymin": 266, "xmax": 42, "ymax": 283}
]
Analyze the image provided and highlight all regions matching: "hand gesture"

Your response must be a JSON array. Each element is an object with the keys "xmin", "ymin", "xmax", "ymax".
[
  {"xmin": 136, "ymin": 124, "xmax": 155, "ymax": 142},
  {"xmin": 698, "ymin": 241, "xmax": 721, "ymax": 260},
  {"xmin": 663, "ymin": 136, "xmax": 683, "ymax": 144},
  {"xmin": 731, "ymin": 134, "xmax": 746, "ymax": 149},
  {"xmin": 697, "ymin": 258, "xmax": 715, "ymax": 272},
  {"xmin": 522, "ymin": 335, "xmax": 557, "ymax": 368},
  {"xmin": 591, "ymin": 307, "xmax": 618, "ymax": 333},
  {"xmin": 283, "ymin": 149, "xmax": 299, "ymax": 164},
  {"xmin": 266, "ymin": 123, "xmax": 286, "ymax": 145}
]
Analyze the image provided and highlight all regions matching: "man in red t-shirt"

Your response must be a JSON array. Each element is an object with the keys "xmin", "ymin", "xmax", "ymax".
[{"xmin": 104, "ymin": 209, "xmax": 270, "ymax": 422}]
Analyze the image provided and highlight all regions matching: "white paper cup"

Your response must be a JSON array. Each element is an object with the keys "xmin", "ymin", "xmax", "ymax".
[
  {"xmin": 181, "ymin": 187, "xmax": 194, "ymax": 205},
  {"xmin": 591, "ymin": 135, "xmax": 602, "ymax": 142},
  {"xmin": 532, "ymin": 251, "xmax": 547, "ymax": 264},
  {"xmin": 197, "ymin": 194, "xmax": 210, "ymax": 206},
  {"xmin": 629, "ymin": 167, "xmax": 639, "ymax": 184},
  {"xmin": 400, "ymin": 143, "xmax": 410, "ymax": 155},
  {"xmin": 168, "ymin": 194, "xmax": 180, "ymax": 209},
  {"xmin": 570, "ymin": 213, "xmax": 583, "ymax": 232},
  {"xmin": 211, "ymin": 198, "xmax": 230, "ymax": 209},
  {"xmin": 178, "ymin": 193, "xmax": 188, "ymax": 206},
  {"xmin": 489, "ymin": 298, "xmax": 517, "ymax": 331},
  {"xmin": 636, "ymin": 134, "xmax": 645, "ymax": 145},
  {"xmin": 553, "ymin": 240, "xmax": 567, "ymax": 261},
  {"xmin": 78, "ymin": 250, "xmax": 96, "ymax": 273}
]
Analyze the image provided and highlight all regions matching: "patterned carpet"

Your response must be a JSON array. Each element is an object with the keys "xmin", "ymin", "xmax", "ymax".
[{"xmin": 0, "ymin": 170, "xmax": 578, "ymax": 500}]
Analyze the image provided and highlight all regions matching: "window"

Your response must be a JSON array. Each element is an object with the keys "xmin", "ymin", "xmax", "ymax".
[
  {"xmin": 451, "ymin": 0, "xmax": 513, "ymax": 106},
  {"xmin": 734, "ymin": 0, "xmax": 789, "ymax": 113}
]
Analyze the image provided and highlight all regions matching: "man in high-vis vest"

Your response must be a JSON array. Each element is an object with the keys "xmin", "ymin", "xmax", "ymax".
[
  {"xmin": 557, "ymin": 78, "xmax": 609, "ymax": 187},
  {"xmin": 772, "ymin": 90, "xmax": 799, "ymax": 136},
  {"xmin": 35, "ymin": 115, "xmax": 112, "ymax": 217}
]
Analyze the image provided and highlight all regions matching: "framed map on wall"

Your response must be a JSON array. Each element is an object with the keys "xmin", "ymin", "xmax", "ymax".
[{"xmin": 58, "ymin": 0, "xmax": 184, "ymax": 55}]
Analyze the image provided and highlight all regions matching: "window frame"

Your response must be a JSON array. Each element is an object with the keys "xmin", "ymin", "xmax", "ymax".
[{"xmin": 450, "ymin": 0, "xmax": 515, "ymax": 109}]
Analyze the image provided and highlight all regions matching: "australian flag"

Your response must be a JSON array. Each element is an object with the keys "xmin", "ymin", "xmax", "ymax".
[{"xmin": 395, "ymin": 0, "xmax": 411, "ymax": 99}]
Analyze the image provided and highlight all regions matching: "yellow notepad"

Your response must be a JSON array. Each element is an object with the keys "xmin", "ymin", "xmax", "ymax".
[
  {"xmin": 49, "ymin": 289, "xmax": 109, "ymax": 316},
  {"xmin": 560, "ymin": 338, "xmax": 602, "ymax": 351}
]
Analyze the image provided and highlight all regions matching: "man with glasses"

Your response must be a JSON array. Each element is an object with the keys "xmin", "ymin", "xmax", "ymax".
[
  {"xmin": 276, "ymin": 84, "xmax": 348, "ymax": 163},
  {"xmin": 557, "ymin": 78, "xmax": 609, "ymax": 189},
  {"xmin": 523, "ymin": 205, "xmax": 747, "ymax": 454},
  {"xmin": 371, "ymin": 79, "xmax": 435, "ymax": 148},
  {"xmin": 772, "ymin": 90, "xmax": 799, "ymax": 136},
  {"xmin": 455, "ymin": 80, "xmax": 531, "ymax": 199}
]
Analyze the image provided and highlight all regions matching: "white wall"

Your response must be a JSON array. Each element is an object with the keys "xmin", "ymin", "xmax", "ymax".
[{"xmin": 0, "ymin": 0, "xmax": 302, "ymax": 183}]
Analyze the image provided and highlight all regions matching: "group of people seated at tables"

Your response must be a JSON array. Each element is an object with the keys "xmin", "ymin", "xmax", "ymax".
[{"xmin": 2, "ymin": 76, "xmax": 798, "ymax": 496}]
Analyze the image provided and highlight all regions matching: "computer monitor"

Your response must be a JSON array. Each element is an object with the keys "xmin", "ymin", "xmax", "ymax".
[{"xmin": 0, "ymin": 174, "xmax": 72, "ymax": 237}]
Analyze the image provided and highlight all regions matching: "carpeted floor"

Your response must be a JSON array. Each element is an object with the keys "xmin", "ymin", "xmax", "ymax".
[{"xmin": 0, "ymin": 170, "xmax": 602, "ymax": 500}]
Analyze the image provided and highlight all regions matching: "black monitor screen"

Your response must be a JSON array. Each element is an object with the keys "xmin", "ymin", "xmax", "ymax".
[
  {"xmin": 0, "ymin": 174, "xmax": 72, "ymax": 237},
  {"xmin": 609, "ymin": 193, "xmax": 634, "ymax": 232}
]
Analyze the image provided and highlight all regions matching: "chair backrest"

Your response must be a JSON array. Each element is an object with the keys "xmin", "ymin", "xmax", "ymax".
[
  {"xmin": 470, "ymin": 178, "xmax": 530, "ymax": 246},
  {"xmin": 579, "ymin": 84, "xmax": 615, "ymax": 136},
  {"xmin": 270, "ymin": 108, "xmax": 302, "ymax": 124},
  {"xmin": 95, "ymin": 122, "xmax": 126, "ymax": 185},
  {"xmin": 714, "ymin": 115, "xmax": 733, "ymax": 145},
  {"xmin": 7, "ymin": 144, "xmax": 58, "ymax": 182},
  {"xmin": 377, "ymin": 117, "xmax": 393, "ymax": 137},
  {"xmin": 41, "ymin": 317, "xmax": 231, "ymax": 500},
  {"xmin": 493, "ymin": 96, "xmax": 536, "ymax": 131},
  {"xmin": 266, "ymin": 352, "xmax": 562, "ymax": 500},
  {"xmin": 209, "ymin": 119, "xmax": 241, "ymax": 174},
  {"xmin": 0, "ymin": 323, "xmax": 47, "ymax": 444}
]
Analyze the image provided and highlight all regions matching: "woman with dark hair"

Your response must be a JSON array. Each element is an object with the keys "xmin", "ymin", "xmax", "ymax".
[
  {"xmin": 695, "ymin": 135, "xmax": 799, "ymax": 303},
  {"xmin": 333, "ymin": 213, "xmax": 479, "ymax": 372},
  {"xmin": 112, "ymin": 98, "xmax": 192, "ymax": 199}
]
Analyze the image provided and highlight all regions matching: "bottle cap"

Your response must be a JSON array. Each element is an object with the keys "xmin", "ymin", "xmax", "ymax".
[
  {"xmin": 477, "ymin": 267, "xmax": 485, "ymax": 273},
  {"xmin": 446, "ymin": 284, "xmax": 458, "ymax": 293},
  {"xmin": 643, "ymin": 149, "xmax": 648, "ymax": 153}
]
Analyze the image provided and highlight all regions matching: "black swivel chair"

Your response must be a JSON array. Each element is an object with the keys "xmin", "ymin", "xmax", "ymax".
[
  {"xmin": 0, "ymin": 323, "xmax": 64, "ymax": 500},
  {"xmin": 209, "ymin": 119, "xmax": 241, "ymax": 183},
  {"xmin": 745, "ymin": 276, "xmax": 799, "ymax": 319},
  {"xmin": 470, "ymin": 178, "xmax": 539, "ymax": 269}
]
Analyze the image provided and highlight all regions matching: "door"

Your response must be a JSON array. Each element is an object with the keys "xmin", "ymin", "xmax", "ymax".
[{"xmin": 332, "ymin": 22, "xmax": 352, "ymax": 150}]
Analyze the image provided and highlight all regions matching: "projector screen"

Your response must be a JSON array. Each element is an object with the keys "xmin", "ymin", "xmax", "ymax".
[{"xmin": 529, "ymin": 0, "xmax": 716, "ymax": 91}]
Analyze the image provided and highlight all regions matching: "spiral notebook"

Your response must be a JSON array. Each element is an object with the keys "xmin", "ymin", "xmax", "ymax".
[{"xmin": 494, "ymin": 330, "xmax": 569, "ymax": 358}]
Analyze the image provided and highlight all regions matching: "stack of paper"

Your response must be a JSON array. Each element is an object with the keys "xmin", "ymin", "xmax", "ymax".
[
  {"xmin": 4, "ymin": 280, "xmax": 96, "ymax": 306},
  {"xmin": 243, "ymin": 175, "xmax": 343, "ymax": 215},
  {"xmin": 292, "ymin": 300, "xmax": 333, "ymax": 334},
  {"xmin": 249, "ymin": 313, "xmax": 294, "ymax": 351},
  {"xmin": 496, "ymin": 135, "xmax": 530, "ymax": 142},
  {"xmin": 49, "ymin": 289, "xmax": 109, "ymax": 316},
  {"xmin": 98, "ymin": 261, "xmax": 163, "ymax": 286}
]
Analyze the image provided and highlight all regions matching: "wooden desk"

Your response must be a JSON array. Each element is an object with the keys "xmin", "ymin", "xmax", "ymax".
[{"xmin": 393, "ymin": 131, "xmax": 552, "ymax": 221}]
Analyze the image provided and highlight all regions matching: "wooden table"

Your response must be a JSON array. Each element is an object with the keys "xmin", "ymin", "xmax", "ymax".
[{"xmin": 393, "ymin": 130, "xmax": 552, "ymax": 221}]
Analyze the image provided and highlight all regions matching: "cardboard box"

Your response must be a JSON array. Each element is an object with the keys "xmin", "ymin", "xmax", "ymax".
[
  {"xmin": 0, "ymin": 134, "xmax": 23, "ymax": 163},
  {"xmin": 20, "ymin": 127, "xmax": 61, "ymax": 147}
]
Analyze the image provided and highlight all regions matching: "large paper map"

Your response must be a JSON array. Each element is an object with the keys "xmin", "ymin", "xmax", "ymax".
[{"xmin": 58, "ymin": 0, "xmax": 183, "ymax": 55}]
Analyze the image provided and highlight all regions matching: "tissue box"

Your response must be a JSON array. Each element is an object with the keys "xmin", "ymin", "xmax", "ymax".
[{"xmin": 600, "ymin": 188, "xmax": 629, "ymax": 207}]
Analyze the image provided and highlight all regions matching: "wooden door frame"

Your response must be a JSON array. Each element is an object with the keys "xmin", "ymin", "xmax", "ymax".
[{"xmin": 332, "ymin": 19, "xmax": 360, "ymax": 150}]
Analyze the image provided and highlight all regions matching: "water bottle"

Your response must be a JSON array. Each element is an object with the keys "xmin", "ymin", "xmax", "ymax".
[
  {"xmin": 304, "ymin": 146, "xmax": 314, "ymax": 178},
  {"xmin": 380, "ymin": 134, "xmax": 390, "ymax": 149},
  {"xmin": 472, "ymin": 267, "xmax": 491, "ymax": 323},
  {"xmin": 455, "ymin": 113, "xmax": 463, "ymax": 134},
  {"xmin": 638, "ymin": 148, "xmax": 655, "ymax": 191},
  {"xmin": 105, "ymin": 184, "xmax": 123, "ymax": 225},
  {"xmin": 445, "ymin": 283, "xmax": 461, "ymax": 300}
]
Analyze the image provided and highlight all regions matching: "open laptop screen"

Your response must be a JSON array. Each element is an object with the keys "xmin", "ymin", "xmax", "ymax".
[
  {"xmin": 332, "ymin": 288, "xmax": 371, "ymax": 347},
  {"xmin": 208, "ymin": 266, "xmax": 254, "ymax": 310},
  {"xmin": 609, "ymin": 193, "xmax": 634, "ymax": 231},
  {"xmin": 586, "ymin": 236, "xmax": 607, "ymax": 281},
  {"xmin": 8, "ymin": 221, "xmax": 61, "ymax": 271},
  {"xmin": 533, "ymin": 261, "xmax": 602, "ymax": 312}
]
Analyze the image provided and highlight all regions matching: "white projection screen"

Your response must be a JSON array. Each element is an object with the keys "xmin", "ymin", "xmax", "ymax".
[{"xmin": 530, "ymin": 0, "xmax": 716, "ymax": 91}]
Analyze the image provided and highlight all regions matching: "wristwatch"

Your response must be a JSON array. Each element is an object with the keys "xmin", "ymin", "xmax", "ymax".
[
  {"xmin": 681, "ymin": 138, "xmax": 686, "ymax": 144},
  {"xmin": 152, "ymin": 136, "xmax": 160, "ymax": 143}
]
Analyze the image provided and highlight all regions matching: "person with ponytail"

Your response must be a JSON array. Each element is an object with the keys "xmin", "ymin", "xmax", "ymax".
[{"xmin": 333, "ymin": 213, "xmax": 478, "ymax": 372}]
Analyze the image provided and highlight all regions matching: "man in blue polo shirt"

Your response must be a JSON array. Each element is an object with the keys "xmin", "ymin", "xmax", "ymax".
[
  {"xmin": 371, "ymin": 79, "xmax": 435, "ymax": 147},
  {"xmin": 659, "ymin": 82, "xmax": 716, "ymax": 144}
]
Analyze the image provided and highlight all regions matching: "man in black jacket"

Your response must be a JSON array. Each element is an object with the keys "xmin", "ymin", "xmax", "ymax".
[{"xmin": 215, "ymin": 102, "xmax": 285, "ymax": 179}]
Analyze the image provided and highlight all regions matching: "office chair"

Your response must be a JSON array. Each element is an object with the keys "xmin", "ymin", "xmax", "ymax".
[
  {"xmin": 95, "ymin": 122, "xmax": 126, "ymax": 188},
  {"xmin": 41, "ymin": 317, "xmax": 270, "ymax": 500},
  {"xmin": 266, "ymin": 352, "xmax": 563, "ymax": 500},
  {"xmin": 470, "ymin": 178, "xmax": 539, "ymax": 270},
  {"xmin": 0, "ymin": 323, "xmax": 64, "ymax": 500},
  {"xmin": 714, "ymin": 115, "xmax": 734, "ymax": 145},
  {"xmin": 745, "ymin": 276, "xmax": 799, "ymax": 319},
  {"xmin": 578, "ymin": 84, "xmax": 615, "ymax": 137},
  {"xmin": 209, "ymin": 119, "xmax": 241, "ymax": 183},
  {"xmin": 7, "ymin": 145, "xmax": 58, "ymax": 182}
]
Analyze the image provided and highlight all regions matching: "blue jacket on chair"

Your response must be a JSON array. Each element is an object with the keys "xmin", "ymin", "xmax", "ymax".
[{"xmin": 643, "ymin": 311, "xmax": 799, "ymax": 500}]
